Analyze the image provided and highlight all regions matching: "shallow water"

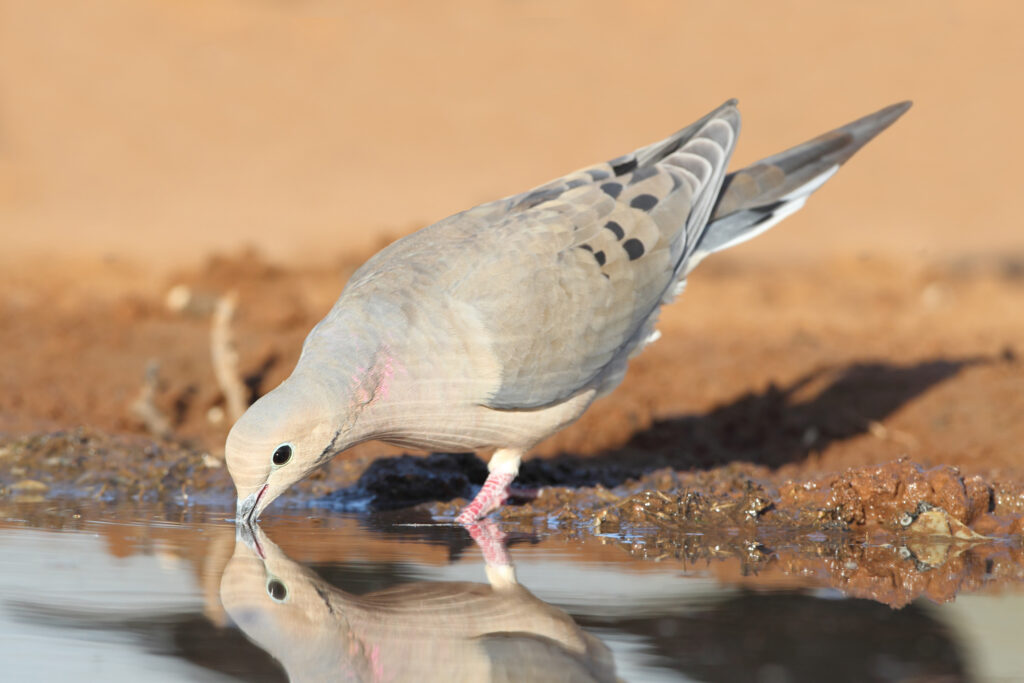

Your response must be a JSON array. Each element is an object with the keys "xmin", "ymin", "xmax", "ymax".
[{"xmin": 1, "ymin": 501, "xmax": 1022, "ymax": 682}]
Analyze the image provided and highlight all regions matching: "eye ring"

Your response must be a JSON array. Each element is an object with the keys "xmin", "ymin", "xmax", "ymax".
[
  {"xmin": 267, "ymin": 578, "xmax": 288, "ymax": 602},
  {"xmin": 272, "ymin": 443, "xmax": 293, "ymax": 466}
]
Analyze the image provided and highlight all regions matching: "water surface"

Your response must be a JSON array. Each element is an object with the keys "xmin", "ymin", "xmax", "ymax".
[{"xmin": 1, "ymin": 501, "xmax": 1021, "ymax": 682}]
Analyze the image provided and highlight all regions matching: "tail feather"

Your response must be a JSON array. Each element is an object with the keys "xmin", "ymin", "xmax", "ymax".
[{"xmin": 687, "ymin": 101, "xmax": 911, "ymax": 270}]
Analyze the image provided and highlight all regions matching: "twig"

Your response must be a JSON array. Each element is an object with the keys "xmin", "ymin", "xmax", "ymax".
[
  {"xmin": 211, "ymin": 291, "xmax": 248, "ymax": 422},
  {"xmin": 131, "ymin": 359, "xmax": 172, "ymax": 438}
]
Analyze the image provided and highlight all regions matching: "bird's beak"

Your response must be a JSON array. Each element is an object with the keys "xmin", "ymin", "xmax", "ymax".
[{"xmin": 236, "ymin": 484, "xmax": 268, "ymax": 525}]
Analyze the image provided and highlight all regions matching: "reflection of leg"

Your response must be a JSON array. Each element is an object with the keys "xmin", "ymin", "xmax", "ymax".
[
  {"xmin": 464, "ymin": 518, "xmax": 511, "ymax": 566},
  {"xmin": 456, "ymin": 448, "xmax": 523, "ymax": 523},
  {"xmin": 464, "ymin": 518, "xmax": 517, "ymax": 587}
]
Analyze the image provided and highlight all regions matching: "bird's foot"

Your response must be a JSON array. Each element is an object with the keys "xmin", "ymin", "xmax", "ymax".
[{"xmin": 456, "ymin": 471, "xmax": 514, "ymax": 524}]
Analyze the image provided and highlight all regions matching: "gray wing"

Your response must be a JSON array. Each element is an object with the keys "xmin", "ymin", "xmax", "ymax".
[{"xmin": 455, "ymin": 101, "xmax": 741, "ymax": 410}]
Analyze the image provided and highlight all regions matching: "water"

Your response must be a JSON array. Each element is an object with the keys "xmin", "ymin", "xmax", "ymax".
[{"xmin": 1, "ymin": 501, "xmax": 1021, "ymax": 682}]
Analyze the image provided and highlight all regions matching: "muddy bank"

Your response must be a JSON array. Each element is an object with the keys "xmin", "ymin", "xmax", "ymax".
[
  {"xmin": 4, "ymin": 427, "xmax": 1024, "ymax": 611},
  {"xmin": 8, "ymin": 428, "xmax": 1023, "ymax": 536}
]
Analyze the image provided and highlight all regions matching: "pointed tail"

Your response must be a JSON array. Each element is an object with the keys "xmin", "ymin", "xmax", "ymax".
[{"xmin": 686, "ymin": 101, "xmax": 912, "ymax": 270}]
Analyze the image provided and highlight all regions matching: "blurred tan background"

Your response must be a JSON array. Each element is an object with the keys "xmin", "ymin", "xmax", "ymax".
[{"xmin": 1, "ymin": 0, "xmax": 1021, "ymax": 270}]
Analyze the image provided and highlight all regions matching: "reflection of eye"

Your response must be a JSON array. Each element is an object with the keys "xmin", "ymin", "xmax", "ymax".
[
  {"xmin": 272, "ymin": 444, "xmax": 293, "ymax": 466},
  {"xmin": 267, "ymin": 579, "xmax": 288, "ymax": 602}
]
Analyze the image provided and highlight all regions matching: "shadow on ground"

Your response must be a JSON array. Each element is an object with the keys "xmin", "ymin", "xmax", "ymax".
[
  {"xmin": 525, "ymin": 357, "xmax": 983, "ymax": 485},
  {"xmin": 339, "ymin": 357, "xmax": 984, "ymax": 509}
]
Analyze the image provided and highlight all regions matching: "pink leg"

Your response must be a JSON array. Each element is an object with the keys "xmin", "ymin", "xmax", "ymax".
[{"xmin": 456, "ymin": 471, "xmax": 514, "ymax": 524}]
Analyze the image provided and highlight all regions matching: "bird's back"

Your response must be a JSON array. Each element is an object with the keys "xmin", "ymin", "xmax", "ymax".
[{"xmin": 338, "ymin": 101, "xmax": 741, "ymax": 416}]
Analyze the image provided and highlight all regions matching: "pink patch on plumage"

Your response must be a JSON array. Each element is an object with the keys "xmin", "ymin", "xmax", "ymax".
[{"xmin": 351, "ymin": 346, "xmax": 399, "ymax": 408}]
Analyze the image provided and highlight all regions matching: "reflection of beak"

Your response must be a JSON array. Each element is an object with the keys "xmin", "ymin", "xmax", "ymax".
[
  {"xmin": 235, "ymin": 518, "xmax": 266, "ymax": 559},
  {"xmin": 236, "ymin": 484, "xmax": 268, "ymax": 525}
]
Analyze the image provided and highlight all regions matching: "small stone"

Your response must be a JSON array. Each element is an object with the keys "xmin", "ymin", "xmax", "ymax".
[
  {"xmin": 920, "ymin": 282, "xmax": 945, "ymax": 309},
  {"xmin": 11, "ymin": 479, "xmax": 49, "ymax": 494},
  {"xmin": 165, "ymin": 284, "xmax": 193, "ymax": 312},
  {"xmin": 202, "ymin": 453, "xmax": 223, "ymax": 469}
]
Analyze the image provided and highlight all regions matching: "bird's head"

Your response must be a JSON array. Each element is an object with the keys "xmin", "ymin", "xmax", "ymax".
[{"xmin": 226, "ymin": 376, "xmax": 347, "ymax": 524}]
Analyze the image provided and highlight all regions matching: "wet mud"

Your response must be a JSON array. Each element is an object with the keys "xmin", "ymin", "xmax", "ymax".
[{"xmin": 4, "ymin": 429, "xmax": 1024, "ymax": 610}]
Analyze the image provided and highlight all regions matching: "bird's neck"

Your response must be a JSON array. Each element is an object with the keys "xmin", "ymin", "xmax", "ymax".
[{"xmin": 291, "ymin": 312, "xmax": 399, "ymax": 445}]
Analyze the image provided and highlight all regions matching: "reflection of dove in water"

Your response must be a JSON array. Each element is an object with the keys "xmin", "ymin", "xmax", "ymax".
[
  {"xmin": 220, "ymin": 523, "xmax": 619, "ymax": 682},
  {"xmin": 226, "ymin": 100, "xmax": 911, "ymax": 524}
]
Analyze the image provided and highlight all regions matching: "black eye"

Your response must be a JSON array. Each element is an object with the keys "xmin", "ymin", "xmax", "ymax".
[
  {"xmin": 267, "ymin": 579, "xmax": 287, "ymax": 602},
  {"xmin": 272, "ymin": 444, "xmax": 292, "ymax": 466}
]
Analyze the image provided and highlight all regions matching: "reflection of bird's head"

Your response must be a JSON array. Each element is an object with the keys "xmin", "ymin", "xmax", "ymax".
[{"xmin": 220, "ymin": 524, "xmax": 365, "ymax": 679}]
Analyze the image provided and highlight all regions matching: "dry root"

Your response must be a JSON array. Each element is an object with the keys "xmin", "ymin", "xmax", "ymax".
[{"xmin": 211, "ymin": 291, "xmax": 248, "ymax": 423}]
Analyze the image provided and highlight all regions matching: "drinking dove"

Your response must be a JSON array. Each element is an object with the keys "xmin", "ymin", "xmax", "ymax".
[{"xmin": 226, "ymin": 99, "xmax": 911, "ymax": 524}]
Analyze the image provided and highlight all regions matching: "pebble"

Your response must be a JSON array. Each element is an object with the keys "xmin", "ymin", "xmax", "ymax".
[{"xmin": 11, "ymin": 479, "xmax": 49, "ymax": 494}]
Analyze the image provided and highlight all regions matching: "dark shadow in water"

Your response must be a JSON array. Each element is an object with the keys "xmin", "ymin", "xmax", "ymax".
[
  {"xmin": 8, "ymin": 605, "xmax": 287, "ymax": 682},
  {"xmin": 345, "ymin": 507, "xmax": 542, "ymax": 565},
  {"xmin": 332, "ymin": 357, "xmax": 984, "ymax": 508},
  {"xmin": 575, "ymin": 591, "xmax": 971, "ymax": 683}
]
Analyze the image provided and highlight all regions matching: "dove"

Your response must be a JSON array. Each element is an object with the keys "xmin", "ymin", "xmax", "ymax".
[
  {"xmin": 226, "ymin": 99, "xmax": 911, "ymax": 525},
  {"xmin": 221, "ymin": 523, "xmax": 618, "ymax": 681}
]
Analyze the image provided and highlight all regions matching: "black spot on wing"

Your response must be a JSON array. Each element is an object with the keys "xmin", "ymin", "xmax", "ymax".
[
  {"xmin": 659, "ymin": 138, "xmax": 683, "ymax": 157},
  {"xmin": 759, "ymin": 199, "xmax": 788, "ymax": 213},
  {"xmin": 587, "ymin": 168, "xmax": 611, "ymax": 181},
  {"xmin": 630, "ymin": 194, "xmax": 658, "ymax": 211},
  {"xmin": 601, "ymin": 182, "xmax": 623, "ymax": 199},
  {"xmin": 629, "ymin": 166, "xmax": 659, "ymax": 184},
  {"xmin": 604, "ymin": 221, "xmax": 624, "ymax": 240},
  {"xmin": 611, "ymin": 156, "xmax": 638, "ymax": 175},
  {"xmin": 593, "ymin": 250, "xmax": 606, "ymax": 266},
  {"xmin": 518, "ymin": 186, "xmax": 564, "ymax": 209},
  {"xmin": 565, "ymin": 178, "xmax": 587, "ymax": 189},
  {"xmin": 747, "ymin": 200, "xmax": 788, "ymax": 227},
  {"xmin": 622, "ymin": 238, "xmax": 645, "ymax": 260},
  {"xmin": 578, "ymin": 244, "xmax": 593, "ymax": 252}
]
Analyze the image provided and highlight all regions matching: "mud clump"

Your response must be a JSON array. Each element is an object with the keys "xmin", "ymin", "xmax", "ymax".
[
  {"xmin": 780, "ymin": 458, "xmax": 994, "ymax": 531},
  {"xmin": 594, "ymin": 482, "xmax": 773, "ymax": 532}
]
